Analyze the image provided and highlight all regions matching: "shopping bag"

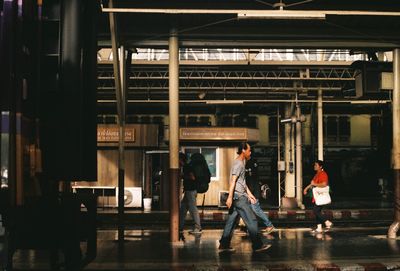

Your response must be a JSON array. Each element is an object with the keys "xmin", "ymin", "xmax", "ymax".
[{"xmin": 312, "ymin": 186, "xmax": 331, "ymax": 206}]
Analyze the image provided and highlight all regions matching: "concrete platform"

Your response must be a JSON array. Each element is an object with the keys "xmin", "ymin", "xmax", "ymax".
[
  {"xmin": 97, "ymin": 208, "xmax": 394, "ymax": 228},
  {"xmin": 7, "ymin": 227, "xmax": 400, "ymax": 270}
]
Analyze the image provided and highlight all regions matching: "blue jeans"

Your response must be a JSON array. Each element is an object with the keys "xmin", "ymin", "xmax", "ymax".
[
  {"xmin": 219, "ymin": 195, "xmax": 263, "ymax": 250},
  {"xmin": 179, "ymin": 190, "xmax": 201, "ymax": 231},
  {"xmin": 251, "ymin": 200, "xmax": 273, "ymax": 227}
]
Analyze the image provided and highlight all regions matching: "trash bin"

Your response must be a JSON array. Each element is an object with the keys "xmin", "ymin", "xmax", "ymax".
[{"xmin": 143, "ymin": 198, "xmax": 152, "ymax": 211}]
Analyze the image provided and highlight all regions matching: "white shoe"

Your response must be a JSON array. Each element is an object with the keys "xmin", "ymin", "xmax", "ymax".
[
  {"xmin": 325, "ymin": 220, "xmax": 333, "ymax": 229},
  {"xmin": 311, "ymin": 224, "xmax": 323, "ymax": 233},
  {"xmin": 261, "ymin": 226, "xmax": 276, "ymax": 234}
]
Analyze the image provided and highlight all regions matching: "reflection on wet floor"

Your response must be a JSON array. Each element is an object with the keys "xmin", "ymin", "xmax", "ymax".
[{"xmin": 4, "ymin": 227, "xmax": 400, "ymax": 270}]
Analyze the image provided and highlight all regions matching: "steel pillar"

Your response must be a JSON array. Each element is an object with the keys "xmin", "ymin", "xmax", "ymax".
[
  {"xmin": 388, "ymin": 48, "xmax": 400, "ymax": 239},
  {"xmin": 317, "ymin": 89, "xmax": 324, "ymax": 160},
  {"xmin": 117, "ymin": 46, "xmax": 126, "ymax": 244},
  {"xmin": 108, "ymin": 0, "xmax": 126, "ymax": 244},
  {"xmin": 168, "ymin": 28, "xmax": 180, "ymax": 243},
  {"xmin": 296, "ymin": 104, "xmax": 304, "ymax": 209},
  {"xmin": 284, "ymin": 104, "xmax": 295, "ymax": 198}
]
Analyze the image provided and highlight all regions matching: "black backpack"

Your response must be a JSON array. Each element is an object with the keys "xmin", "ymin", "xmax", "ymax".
[{"xmin": 190, "ymin": 153, "xmax": 211, "ymax": 194}]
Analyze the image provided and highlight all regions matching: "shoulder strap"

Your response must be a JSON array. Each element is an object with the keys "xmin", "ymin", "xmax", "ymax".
[{"xmin": 201, "ymin": 194, "xmax": 206, "ymax": 216}]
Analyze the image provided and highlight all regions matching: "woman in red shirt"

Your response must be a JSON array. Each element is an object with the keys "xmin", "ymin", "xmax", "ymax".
[{"xmin": 303, "ymin": 160, "xmax": 333, "ymax": 233}]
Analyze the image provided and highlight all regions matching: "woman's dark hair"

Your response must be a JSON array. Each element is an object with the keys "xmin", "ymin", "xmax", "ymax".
[
  {"xmin": 237, "ymin": 141, "xmax": 249, "ymax": 155},
  {"xmin": 315, "ymin": 160, "xmax": 324, "ymax": 169}
]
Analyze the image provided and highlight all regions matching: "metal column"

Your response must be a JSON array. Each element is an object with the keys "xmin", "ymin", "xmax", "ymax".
[
  {"xmin": 296, "ymin": 104, "xmax": 304, "ymax": 209},
  {"xmin": 168, "ymin": 28, "xmax": 180, "ymax": 243},
  {"xmin": 108, "ymin": 0, "xmax": 126, "ymax": 243},
  {"xmin": 388, "ymin": 48, "xmax": 400, "ymax": 238},
  {"xmin": 317, "ymin": 89, "xmax": 324, "ymax": 160},
  {"xmin": 277, "ymin": 106, "xmax": 282, "ymax": 207},
  {"xmin": 284, "ymin": 104, "xmax": 295, "ymax": 198},
  {"xmin": 117, "ymin": 46, "xmax": 126, "ymax": 244}
]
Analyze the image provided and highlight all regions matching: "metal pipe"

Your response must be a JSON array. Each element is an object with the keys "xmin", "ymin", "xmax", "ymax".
[
  {"xmin": 108, "ymin": 0, "xmax": 126, "ymax": 243},
  {"xmin": 284, "ymin": 104, "xmax": 295, "ymax": 198},
  {"xmin": 168, "ymin": 28, "xmax": 180, "ymax": 243},
  {"xmin": 389, "ymin": 48, "xmax": 400, "ymax": 239},
  {"xmin": 317, "ymin": 89, "xmax": 324, "ymax": 160},
  {"xmin": 237, "ymin": 10, "xmax": 400, "ymax": 19},
  {"xmin": 277, "ymin": 106, "xmax": 281, "ymax": 207},
  {"xmin": 98, "ymin": 99, "xmax": 392, "ymax": 104},
  {"xmin": 99, "ymin": 7, "xmax": 400, "ymax": 17},
  {"xmin": 108, "ymin": 0, "xmax": 124, "ymax": 119},
  {"xmin": 296, "ymin": 103, "xmax": 304, "ymax": 209},
  {"xmin": 117, "ymin": 45, "xmax": 126, "ymax": 244}
]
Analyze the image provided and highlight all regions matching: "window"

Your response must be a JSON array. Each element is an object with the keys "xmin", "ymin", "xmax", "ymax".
[
  {"xmin": 182, "ymin": 147, "xmax": 218, "ymax": 180},
  {"xmin": 370, "ymin": 115, "xmax": 381, "ymax": 146},
  {"xmin": 338, "ymin": 116, "xmax": 350, "ymax": 142},
  {"xmin": 268, "ymin": 116, "xmax": 278, "ymax": 143},
  {"xmin": 324, "ymin": 115, "xmax": 350, "ymax": 144}
]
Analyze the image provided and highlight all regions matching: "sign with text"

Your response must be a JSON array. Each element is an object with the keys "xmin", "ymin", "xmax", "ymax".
[
  {"xmin": 179, "ymin": 127, "xmax": 259, "ymax": 141},
  {"xmin": 97, "ymin": 125, "xmax": 135, "ymax": 142}
]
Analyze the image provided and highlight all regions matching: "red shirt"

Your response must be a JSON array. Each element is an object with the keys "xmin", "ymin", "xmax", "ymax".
[
  {"xmin": 311, "ymin": 170, "xmax": 328, "ymax": 203},
  {"xmin": 313, "ymin": 170, "xmax": 328, "ymax": 185}
]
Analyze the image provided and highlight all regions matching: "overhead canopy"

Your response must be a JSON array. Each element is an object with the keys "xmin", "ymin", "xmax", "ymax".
[
  {"xmin": 96, "ymin": 0, "xmax": 399, "ymax": 113},
  {"xmin": 98, "ymin": 0, "xmax": 400, "ymax": 49}
]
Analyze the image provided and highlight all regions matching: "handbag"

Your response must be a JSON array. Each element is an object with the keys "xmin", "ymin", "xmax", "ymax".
[{"xmin": 312, "ymin": 186, "xmax": 331, "ymax": 206}]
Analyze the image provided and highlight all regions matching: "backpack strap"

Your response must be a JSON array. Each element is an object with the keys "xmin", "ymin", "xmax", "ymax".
[{"xmin": 201, "ymin": 193, "xmax": 206, "ymax": 216}]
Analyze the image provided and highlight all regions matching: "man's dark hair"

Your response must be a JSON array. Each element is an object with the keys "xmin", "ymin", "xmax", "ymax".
[
  {"xmin": 237, "ymin": 141, "xmax": 249, "ymax": 155},
  {"xmin": 315, "ymin": 160, "xmax": 324, "ymax": 169}
]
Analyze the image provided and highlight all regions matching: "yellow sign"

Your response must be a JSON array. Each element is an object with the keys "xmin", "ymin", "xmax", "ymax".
[{"xmin": 97, "ymin": 125, "xmax": 135, "ymax": 142}]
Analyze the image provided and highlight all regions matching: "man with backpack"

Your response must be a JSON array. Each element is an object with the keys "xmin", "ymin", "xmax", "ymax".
[{"xmin": 179, "ymin": 153, "xmax": 210, "ymax": 236}]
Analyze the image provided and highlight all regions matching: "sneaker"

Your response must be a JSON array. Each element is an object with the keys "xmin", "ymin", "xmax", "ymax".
[
  {"xmin": 311, "ymin": 227, "xmax": 324, "ymax": 234},
  {"xmin": 325, "ymin": 220, "xmax": 333, "ymax": 229},
  {"xmin": 261, "ymin": 226, "xmax": 275, "ymax": 234},
  {"xmin": 218, "ymin": 244, "xmax": 236, "ymax": 252},
  {"xmin": 254, "ymin": 244, "xmax": 272, "ymax": 252},
  {"xmin": 189, "ymin": 229, "xmax": 202, "ymax": 235}
]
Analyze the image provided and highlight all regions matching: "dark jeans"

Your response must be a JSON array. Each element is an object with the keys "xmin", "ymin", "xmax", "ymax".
[
  {"xmin": 220, "ymin": 195, "xmax": 264, "ymax": 250},
  {"xmin": 251, "ymin": 200, "xmax": 273, "ymax": 227},
  {"xmin": 313, "ymin": 204, "xmax": 328, "ymax": 224}
]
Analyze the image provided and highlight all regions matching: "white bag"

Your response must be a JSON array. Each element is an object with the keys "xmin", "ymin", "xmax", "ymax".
[{"xmin": 312, "ymin": 186, "xmax": 331, "ymax": 206}]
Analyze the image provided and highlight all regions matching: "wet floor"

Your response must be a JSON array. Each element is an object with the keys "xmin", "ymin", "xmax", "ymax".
[{"xmin": 4, "ymin": 227, "xmax": 400, "ymax": 270}]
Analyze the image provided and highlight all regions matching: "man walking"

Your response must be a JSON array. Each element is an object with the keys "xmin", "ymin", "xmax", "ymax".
[{"xmin": 219, "ymin": 142, "xmax": 271, "ymax": 252}]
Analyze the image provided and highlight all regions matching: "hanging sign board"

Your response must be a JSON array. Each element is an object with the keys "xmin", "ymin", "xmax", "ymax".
[
  {"xmin": 97, "ymin": 125, "xmax": 135, "ymax": 142},
  {"xmin": 178, "ymin": 127, "xmax": 259, "ymax": 142}
]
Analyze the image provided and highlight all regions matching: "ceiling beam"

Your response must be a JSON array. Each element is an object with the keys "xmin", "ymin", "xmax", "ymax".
[
  {"xmin": 100, "ymin": 7, "xmax": 400, "ymax": 18},
  {"xmin": 97, "ymin": 99, "xmax": 391, "ymax": 104}
]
